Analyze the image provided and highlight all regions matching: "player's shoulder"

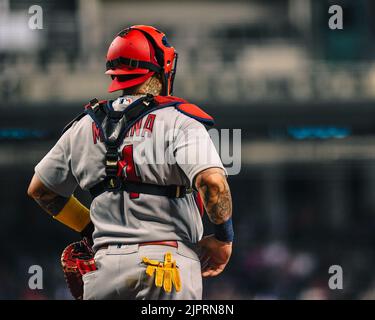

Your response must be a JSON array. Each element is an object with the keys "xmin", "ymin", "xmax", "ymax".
[
  {"xmin": 62, "ymin": 99, "xmax": 108, "ymax": 134},
  {"xmin": 154, "ymin": 95, "xmax": 214, "ymax": 127}
]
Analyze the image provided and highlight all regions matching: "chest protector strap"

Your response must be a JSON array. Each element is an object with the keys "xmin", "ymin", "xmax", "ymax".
[{"xmin": 65, "ymin": 94, "xmax": 214, "ymax": 199}]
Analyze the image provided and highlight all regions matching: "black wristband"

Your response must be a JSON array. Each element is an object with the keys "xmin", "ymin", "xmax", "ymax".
[{"xmin": 214, "ymin": 217, "xmax": 234, "ymax": 242}]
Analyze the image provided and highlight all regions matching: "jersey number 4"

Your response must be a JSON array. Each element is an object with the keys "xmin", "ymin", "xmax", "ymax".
[{"xmin": 117, "ymin": 145, "xmax": 140, "ymax": 199}]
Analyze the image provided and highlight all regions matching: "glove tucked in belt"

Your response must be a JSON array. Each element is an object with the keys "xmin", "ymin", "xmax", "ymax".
[
  {"xmin": 61, "ymin": 238, "xmax": 96, "ymax": 300},
  {"xmin": 142, "ymin": 252, "xmax": 181, "ymax": 293}
]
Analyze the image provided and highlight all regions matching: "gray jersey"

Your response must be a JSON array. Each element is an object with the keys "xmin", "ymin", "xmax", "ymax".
[{"xmin": 35, "ymin": 96, "xmax": 225, "ymax": 251}]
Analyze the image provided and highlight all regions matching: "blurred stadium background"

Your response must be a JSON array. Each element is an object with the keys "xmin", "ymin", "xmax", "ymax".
[{"xmin": 2, "ymin": 0, "xmax": 375, "ymax": 299}]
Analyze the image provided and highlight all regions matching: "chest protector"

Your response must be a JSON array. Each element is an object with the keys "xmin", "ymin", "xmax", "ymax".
[{"xmin": 63, "ymin": 94, "xmax": 214, "ymax": 200}]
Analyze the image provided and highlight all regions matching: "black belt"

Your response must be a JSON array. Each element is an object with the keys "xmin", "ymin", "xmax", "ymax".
[{"xmin": 89, "ymin": 179, "xmax": 191, "ymax": 199}]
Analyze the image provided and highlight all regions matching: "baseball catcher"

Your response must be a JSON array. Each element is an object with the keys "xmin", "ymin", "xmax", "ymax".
[{"xmin": 27, "ymin": 25, "xmax": 233, "ymax": 300}]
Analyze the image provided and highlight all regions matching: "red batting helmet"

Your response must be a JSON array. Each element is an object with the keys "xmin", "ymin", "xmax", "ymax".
[{"xmin": 105, "ymin": 25, "xmax": 178, "ymax": 95}]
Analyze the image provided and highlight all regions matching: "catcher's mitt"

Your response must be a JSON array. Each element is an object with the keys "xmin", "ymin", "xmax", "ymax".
[{"xmin": 61, "ymin": 238, "xmax": 96, "ymax": 300}]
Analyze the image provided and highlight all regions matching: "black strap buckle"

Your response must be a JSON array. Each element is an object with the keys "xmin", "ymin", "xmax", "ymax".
[
  {"xmin": 106, "ymin": 177, "xmax": 122, "ymax": 191},
  {"xmin": 105, "ymin": 147, "xmax": 119, "ymax": 176},
  {"xmin": 170, "ymin": 185, "xmax": 191, "ymax": 198},
  {"xmin": 104, "ymin": 146, "xmax": 121, "ymax": 192},
  {"xmin": 142, "ymin": 93, "xmax": 154, "ymax": 107},
  {"xmin": 128, "ymin": 59, "xmax": 139, "ymax": 69},
  {"xmin": 105, "ymin": 150, "xmax": 118, "ymax": 162},
  {"xmin": 89, "ymin": 98, "xmax": 100, "ymax": 110},
  {"xmin": 90, "ymin": 98, "xmax": 99, "ymax": 106}
]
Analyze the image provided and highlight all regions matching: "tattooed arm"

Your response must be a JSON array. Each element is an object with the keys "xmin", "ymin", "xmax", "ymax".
[
  {"xmin": 195, "ymin": 167, "xmax": 232, "ymax": 225},
  {"xmin": 27, "ymin": 174, "xmax": 69, "ymax": 216},
  {"xmin": 27, "ymin": 175, "xmax": 91, "ymax": 235},
  {"xmin": 195, "ymin": 167, "xmax": 233, "ymax": 277}
]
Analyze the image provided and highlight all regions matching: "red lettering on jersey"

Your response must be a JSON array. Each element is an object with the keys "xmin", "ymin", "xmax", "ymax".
[
  {"xmin": 118, "ymin": 145, "xmax": 141, "ymax": 199},
  {"xmin": 134, "ymin": 119, "xmax": 143, "ymax": 136},
  {"xmin": 143, "ymin": 114, "xmax": 156, "ymax": 136},
  {"xmin": 128, "ymin": 125, "xmax": 135, "ymax": 137},
  {"xmin": 127, "ymin": 119, "xmax": 143, "ymax": 137},
  {"xmin": 92, "ymin": 122, "xmax": 102, "ymax": 144}
]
